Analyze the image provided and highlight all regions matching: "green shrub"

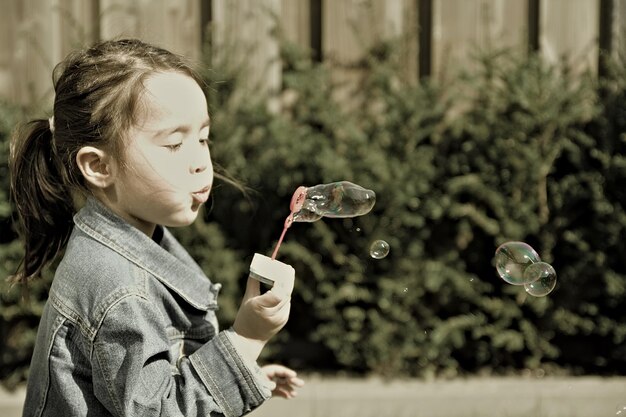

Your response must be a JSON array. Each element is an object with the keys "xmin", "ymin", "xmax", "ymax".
[
  {"xmin": 0, "ymin": 102, "xmax": 56, "ymax": 388},
  {"xmin": 200, "ymin": 42, "xmax": 626, "ymax": 377},
  {"xmin": 1, "ymin": 41, "xmax": 625, "ymax": 387}
]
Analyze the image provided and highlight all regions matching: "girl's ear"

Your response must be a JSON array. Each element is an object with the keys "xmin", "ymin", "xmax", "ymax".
[{"xmin": 76, "ymin": 146, "xmax": 116, "ymax": 188}]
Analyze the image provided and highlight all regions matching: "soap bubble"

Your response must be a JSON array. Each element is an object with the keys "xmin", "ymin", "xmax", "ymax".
[
  {"xmin": 494, "ymin": 241, "xmax": 541, "ymax": 285},
  {"xmin": 370, "ymin": 240, "xmax": 390, "ymax": 259},
  {"xmin": 523, "ymin": 262, "xmax": 557, "ymax": 297},
  {"xmin": 293, "ymin": 181, "xmax": 376, "ymax": 222}
]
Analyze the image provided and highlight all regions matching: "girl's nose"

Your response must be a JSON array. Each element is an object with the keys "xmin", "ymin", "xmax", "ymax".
[
  {"xmin": 190, "ymin": 147, "xmax": 210, "ymax": 174},
  {"xmin": 193, "ymin": 164, "xmax": 206, "ymax": 174}
]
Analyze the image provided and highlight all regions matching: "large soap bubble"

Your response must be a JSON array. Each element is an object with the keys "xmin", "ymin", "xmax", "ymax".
[
  {"xmin": 293, "ymin": 181, "xmax": 376, "ymax": 221},
  {"xmin": 494, "ymin": 241, "xmax": 541, "ymax": 285}
]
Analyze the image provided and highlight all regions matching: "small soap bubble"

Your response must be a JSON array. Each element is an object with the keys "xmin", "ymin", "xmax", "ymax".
[
  {"xmin": 523, "ymin": 262, "xmax": 557, "ymax": 297},
  {"xmin": 370, "ymin": 240, "xmax": 390, "ymax": 259},
  {"xmin": 494, "ymin": 241, "xmax": 541, "ymax": 285}
]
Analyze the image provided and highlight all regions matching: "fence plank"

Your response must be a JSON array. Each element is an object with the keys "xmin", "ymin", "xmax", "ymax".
[
  {"xmin": 140, "ymin": 0, "xmax": 201, "ymax": 61},
  {"xmin": 432, "ymin": 0, "xmax": 527, "ymax": 82},
  {"xmin": 540, "ymin": 0, "xmax": 599, "ymax": 74},
  {"xmin": 280, "ymin": 0, "xmax": 310, "ymax": 49},
  {"xmin": 100, "ymin": 0, "xmax": 201, "ymax": 60},
  {"xmin": 0, "ymin": 0, "xmax": 23, "ymax": 103},
  {"xmin": 5, "ymin": 0, "xmax": 94, "ymax": 106},
  {"xmin": 212, "ymin": 0, "xmax": 281, "ymax": 106},
  {"xmin": 320, "ymin": 0, "xmax": 417, "ymax": 107},
  {"xmin": 1, "ymin": 0, "xmax": 59, "ymax": 107},
  {"xmin": 322, "ymin": 0, "xmax": 412, "ymax": 64},
  {"xmin": 100, "ymin": 0, "xmax": 140, "ymax": 41},
  {"xmin": 616, "ymin": 0, "xmax": 626, "ymax": 58},
  {"xmin": 53, "ymin": 0, "xmax": 99, "ymax": 55}
]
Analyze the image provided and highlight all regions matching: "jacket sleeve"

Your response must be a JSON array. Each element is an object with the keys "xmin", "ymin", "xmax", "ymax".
[{"xmin": 91, "ymin": 293, "xmax": 272, "ymax": 417}]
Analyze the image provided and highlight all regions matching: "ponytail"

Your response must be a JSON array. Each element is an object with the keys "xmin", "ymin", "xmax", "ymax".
[{"xmin": 9, "ymin": 119, "xmax": 75, "ymax": 283}]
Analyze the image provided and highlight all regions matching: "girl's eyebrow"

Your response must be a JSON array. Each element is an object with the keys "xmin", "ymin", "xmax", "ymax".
[{"xmin": 154, "ymin": 118, "xmax": 210, "ymax": 136}]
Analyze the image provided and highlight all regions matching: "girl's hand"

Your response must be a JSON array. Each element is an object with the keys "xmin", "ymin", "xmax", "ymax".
[
  {"xmin": 232, "ymin": 256, "xmax": 295, "ymax": 362},
  {"xmin": 262, "ymin": 364, "xmax": 305, "ymax": 399},
  {"xmin": 233, "ymin": 275, "xmax": 292, "ymax": 340},
  {"xmin": 231, "ymin": 275, "xmax": 293, "ymax": 362}
]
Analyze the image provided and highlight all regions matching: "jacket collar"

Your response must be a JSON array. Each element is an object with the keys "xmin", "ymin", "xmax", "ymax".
[{"xmin": 73, "ymin": 197, "xmax": 214, "ymax": 311}]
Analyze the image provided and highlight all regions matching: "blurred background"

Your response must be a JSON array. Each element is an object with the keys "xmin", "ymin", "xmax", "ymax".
[{"xmin": 1, "ymin": 0, "xmax": 626, "ymax": 416}]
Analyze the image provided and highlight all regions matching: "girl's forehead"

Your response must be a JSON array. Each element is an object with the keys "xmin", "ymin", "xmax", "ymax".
[{"xmin": 139, "ymin": 72, "xmax": 208, "ymax": 127}]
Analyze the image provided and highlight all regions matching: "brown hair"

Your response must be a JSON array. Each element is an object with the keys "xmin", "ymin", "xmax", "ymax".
[{"xmin": 9, "ymin": 39, "xmax": 204, "ymax": 283}]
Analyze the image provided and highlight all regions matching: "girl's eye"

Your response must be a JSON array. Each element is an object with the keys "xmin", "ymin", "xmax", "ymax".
[
  {"xmin": 164, "ymin": 143, "xmax": 183, "ymax": 152},
  {"xmin": 200, "ymin": 138, "xmax": 211, "ymax": 146}
]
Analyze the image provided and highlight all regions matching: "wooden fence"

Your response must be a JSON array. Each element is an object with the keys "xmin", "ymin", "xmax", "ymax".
[{"xmin": 1, "ymin": 0, "xmax": 625, "ymax": 108}]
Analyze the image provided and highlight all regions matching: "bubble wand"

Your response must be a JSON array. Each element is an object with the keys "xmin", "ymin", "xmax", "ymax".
[{"xmin": 271, "ymin": 186, "xmax": 307, "ymax": 260}]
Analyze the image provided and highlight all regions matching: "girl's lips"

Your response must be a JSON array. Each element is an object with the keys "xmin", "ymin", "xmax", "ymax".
[{"xmin": 192, "ymin": 186, "xmax": 210, "ymax": 203}]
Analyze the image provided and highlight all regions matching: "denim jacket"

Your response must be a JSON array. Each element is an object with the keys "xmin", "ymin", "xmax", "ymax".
[{"xmin": 22, "ymin": 198, "xmax": 272, "ymax": 417}]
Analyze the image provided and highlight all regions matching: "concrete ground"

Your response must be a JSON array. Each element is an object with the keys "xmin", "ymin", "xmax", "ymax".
[
  {"xmin": 0, "ymin": 385, "xmax": 24, "ymax": 417},
  {"xmin": 3, "ymin": 376, "xmax": 625, "ymax": 417},
  {"xmin": 250, "ymin": 376, "xmax": 626, "ymax": 417}
]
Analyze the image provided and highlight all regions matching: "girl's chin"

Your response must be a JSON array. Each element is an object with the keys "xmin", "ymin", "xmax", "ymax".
[{"xmin": 164, "ymin": 210, "xmax": 200, "ymax": 228}]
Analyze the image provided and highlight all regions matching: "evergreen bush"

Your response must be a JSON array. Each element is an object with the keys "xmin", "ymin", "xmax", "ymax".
[
  {"xmin": 1, "ymin": 42, "xmax": 624, "ymax": 387},
  {"xmin": 0, "ymin": 102, "xmax": 56, "ymax": 388},
  {"xmin": 198, "ymin": 42, "xmax": 626, "ymax": 377}
]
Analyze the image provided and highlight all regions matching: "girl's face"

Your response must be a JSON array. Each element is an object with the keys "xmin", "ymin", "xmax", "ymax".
[{"xmin": 107, "ymin": 71, "xmax": 213, "ymax": 236}]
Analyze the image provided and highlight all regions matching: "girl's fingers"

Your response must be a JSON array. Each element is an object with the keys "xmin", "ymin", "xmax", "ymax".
[
  {"xmin": 276, "ymin": 388, "xmax": 296, "ymax": 399},
  {"xmin": 261, "ymin": 364, "xmax": 305, "ymax": 399},
  {"xmin": 262, "ymin": 364, "xmax": 297, "ymax": 378},
  {"xmin": 244, "ymin": 275, "xmax": 261, "ymax": 298},
  {"xmin": 290, "ymin": 376, "xmax": 305, "ymax": 387}
]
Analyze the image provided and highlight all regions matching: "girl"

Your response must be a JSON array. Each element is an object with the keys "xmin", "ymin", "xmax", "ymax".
[{"xmin": 9, "ymin": 39, "xmax": 303, "ymax": 417}]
